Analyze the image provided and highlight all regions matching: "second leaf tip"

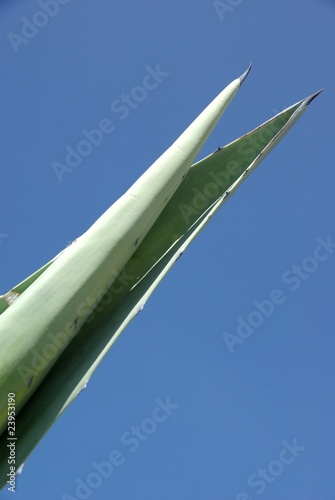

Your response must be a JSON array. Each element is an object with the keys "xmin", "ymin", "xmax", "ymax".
[{"xmin": 303, "ymin": 88, "xmax": 324, "ymax": 106}]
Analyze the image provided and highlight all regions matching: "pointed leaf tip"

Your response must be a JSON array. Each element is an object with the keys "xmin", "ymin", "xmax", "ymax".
[
  {"xmin": 303, "ymin": 88, "xmax": 323, "ymax": 106},
  {"xmin": 238, "ymin": 63, "xmax": 252, "ymax": 86}
]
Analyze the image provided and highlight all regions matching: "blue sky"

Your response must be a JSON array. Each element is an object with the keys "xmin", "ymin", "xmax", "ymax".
[{"xmin": 1, "ymin": 0, "xmax": 334, "ymax": 499}]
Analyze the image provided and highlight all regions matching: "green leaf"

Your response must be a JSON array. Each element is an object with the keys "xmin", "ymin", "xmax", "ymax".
[{"xmin": 0, "ymin": 71, "xmax": 245, "ymax": 434}]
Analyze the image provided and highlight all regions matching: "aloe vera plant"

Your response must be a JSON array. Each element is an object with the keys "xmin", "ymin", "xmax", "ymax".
[{"xmin": 0, "ymin": 66, "xmax": 321, "ymax": 488}]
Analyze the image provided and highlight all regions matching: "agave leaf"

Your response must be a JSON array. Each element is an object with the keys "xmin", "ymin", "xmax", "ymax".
[
  {"xmin": 0, "ymin": 91, "xmax": 320, "ymax": 486},
  {"xmin": 0, "ymin": 71, "xmax": 246, "ymax": 435}
]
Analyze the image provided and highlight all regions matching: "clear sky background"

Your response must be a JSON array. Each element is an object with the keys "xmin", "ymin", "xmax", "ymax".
[{"xmin": 1, "ymin": 1, "xmax": 334, "ymax": 499}]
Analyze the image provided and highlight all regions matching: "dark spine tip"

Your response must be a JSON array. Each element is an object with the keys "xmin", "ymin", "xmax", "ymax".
[
  {"xmin": 238, "ymin": 63, "xmax": 252, "ymax": 86},
  {"xmin": 303, "ymin": 88, "xmax": 324, "ymax": 106}
]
